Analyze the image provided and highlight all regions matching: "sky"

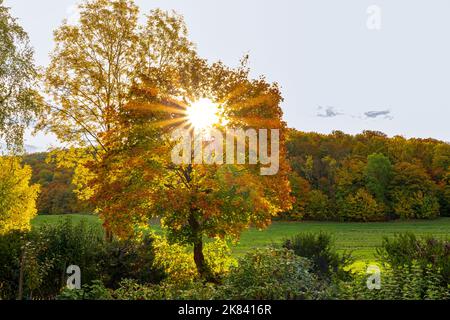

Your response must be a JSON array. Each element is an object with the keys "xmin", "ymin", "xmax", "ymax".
[{"xmin": 4, "ymin": 0, "xmax": 450, "ymax": 151}]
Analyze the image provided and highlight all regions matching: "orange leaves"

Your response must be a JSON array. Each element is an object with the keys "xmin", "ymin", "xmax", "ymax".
[{"xmin": 49, "ymin": 2, "xmax": 294, "ymax": 245}]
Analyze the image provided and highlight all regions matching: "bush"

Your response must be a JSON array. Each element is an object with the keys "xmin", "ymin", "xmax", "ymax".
[
  {"xmin": 152, "ymin": 236, "xmax": 235, "ymax": 284},
  {"xmin": 100, "ymin": 234, "xmax": 166, "ymax": 289},
  {"xmin": 0, "ymin": 231, "xmax": 26, "ymax": 299},
  {"xmin": 57, "ymin": 280, "xmax": 113, "ymax": 300},
  {"xmin": 339, "ymin": 263, "xmax": 449, "ymax": 300},
  {"xmin": 29, "ymin": 218, "xmax": 106, "ymax": 299},
  {"xmin": 377, "ymin": 233, "xmax": 450, "ymax": 286},
  {"xmin": 218, "ymin": 248, "xmax": 325, "ymax": 300},
  {"xmin": 1, "ymin": 218, "xmax": 165, "ymax": 299},
  {"xmin": 113, "ymin": 279, "xmax": 218, "ymax": 300},
  {"xmin": 0, "ymin": 231, "xmax": 54, "ymax": 300},
  {"xmin": 112, "ymin": 279, "xmax": 159, "ymax": 300},
  {"xmin": 152, "ymin": 236, "xmax": 198, "ymax": 284},
  {"xmin": 283, "ymin": 232, "xmax": 353, "ymax": 281},
  {"xmin": 204, "ymin": 239, "xmax": 237, "ymax": 280}
]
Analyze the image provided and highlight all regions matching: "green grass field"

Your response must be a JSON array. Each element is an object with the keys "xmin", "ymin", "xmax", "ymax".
[{"xmin": 32, "ymin": 215, "xmax": 450, "ymax": 262}]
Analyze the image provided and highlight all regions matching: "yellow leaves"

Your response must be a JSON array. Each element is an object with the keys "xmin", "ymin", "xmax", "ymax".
[
  {"xmin": 47, "ymin": 148, "xmax": 98, "ymax": 202},
  {"xmin": 152, "ymin": 234, "xmax": 197, "ymax": 284},
  {"xmin": 151, "ymin": 234, "xmax": 236, "ymax": 284},
  {"xmin": 0, "ymin": 157, "xmax": 39, "ymax": 235},
  {"xmin": 339, "ymin": 188, "xmax": 384, "ymax": 222}
]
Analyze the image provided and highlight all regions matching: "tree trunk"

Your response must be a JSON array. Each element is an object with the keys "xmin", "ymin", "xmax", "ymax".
[
  {"xmin": 193, "ymin": 237, "xmax": 207, "ymax": 277},
  {"xmin": 18, "ymin": 248, "xmax": 26, "ymax": 300},
  {"xmin": 189, "ymin": 212, "xmax": 208, "ymax": 278}
]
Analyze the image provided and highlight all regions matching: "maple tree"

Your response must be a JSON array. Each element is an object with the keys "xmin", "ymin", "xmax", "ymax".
[
  {"xmin": 44, "ymin": 0, "xmax": 292, "ymax": 278},
  {"xmin": 92, "ymin": 58, "xmax": 293, "ymax": 278}
]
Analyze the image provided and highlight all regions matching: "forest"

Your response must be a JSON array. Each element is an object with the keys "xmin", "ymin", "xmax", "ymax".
[
  {"xmin": 23, "ymin": 130, "xmax": 450, "ymax": 222},
  {"xmin": 286, "ymin": 130, "xmax": 450, "ymax": 221}
]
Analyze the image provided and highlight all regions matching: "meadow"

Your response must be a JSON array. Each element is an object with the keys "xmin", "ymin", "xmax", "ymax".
[{"xmin": 32, "ymin": 214, "xmax": 450, "ymax": 261}]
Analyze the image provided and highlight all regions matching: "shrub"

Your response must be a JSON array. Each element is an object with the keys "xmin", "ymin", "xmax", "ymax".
[
  {"xmin": 0, "ymin": 231, "xmax": 53, "ymax": 300},
  {"xmin": 218, "ymin": 248, "xmax": 324, "ymax": 300},
  {"xmin": 283, "ymin": 232, "xmax": 353, "ymax": 281},
  {"xmin": 339, "ymin": 263, "xmax": 449, "ymax": 300},
  {"xmin": 112, "ymin": 279, "xmax": 159, "ymax": 300},
  {"xmin": 0, "ymin": 231, "xmax": 26, "ymax": 299},
  {"xmin": 57, "ymin": 280, "xmax": 113, "ymax": 300},
  {"xmin": 152, "ymin": 236, "xmax": 235, "ymax": 284},
  {"xmin": 204, "ymin": 239, "xmax": 237, "ymax": 280},
  {"xmin": 377, "ymin": 233, "xmax": 450, "ymax": 286},
  {"xmin": 152, "ymin": 236, "xmax": 198, "ymax": 284},
  {"xmin": 29, "ymin": 218, "xmax": 106, "ymax": 299},
  {"xmin": 100, "ymin": 233, "xmax": 166, "ymax": 289}
]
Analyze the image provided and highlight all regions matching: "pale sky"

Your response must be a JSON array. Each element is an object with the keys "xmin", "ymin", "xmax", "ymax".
[{"xmin": 4, "ymin": 0, "xmax": 450, "ymax": 151}]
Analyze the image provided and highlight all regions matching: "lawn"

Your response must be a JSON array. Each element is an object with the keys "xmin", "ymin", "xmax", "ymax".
[{"xmin": 32, "ymin": 215, "xmax": 450, "ymax": 262}]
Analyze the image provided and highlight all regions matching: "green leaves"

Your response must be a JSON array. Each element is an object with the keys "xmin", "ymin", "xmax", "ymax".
[
  {"xmin": 0, "ymin": 1, "xmax": 42, "ymax": 152},
  {"xmin": 364, "ymin": 153, "xmax": 392, "ymax": 203},
  {"xmin": 219, "ymin": 248, "xmax": 320, "ymax": 300}
]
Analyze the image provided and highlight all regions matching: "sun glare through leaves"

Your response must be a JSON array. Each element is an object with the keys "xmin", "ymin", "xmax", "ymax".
[{"xmin": 186, "ymin": 98, "xmax": 221, "ymax": 131}]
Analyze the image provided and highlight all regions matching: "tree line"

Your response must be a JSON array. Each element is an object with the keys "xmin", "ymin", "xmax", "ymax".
[{"xmin": 286, "ymin": 130, "xmax": 450, "ymax": 221}]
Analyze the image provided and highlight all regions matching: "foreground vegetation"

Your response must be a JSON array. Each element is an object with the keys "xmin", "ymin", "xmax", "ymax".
[{"xmin": 2, "ymin": 217, "xmax": 449, "ymax": 300}]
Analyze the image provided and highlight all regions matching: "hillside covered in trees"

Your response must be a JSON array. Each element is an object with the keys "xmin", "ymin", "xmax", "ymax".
[
  {"xmin": 23, "ymin": 130, "xmax": 450, "ymax": 221},
  {"xmin": 286, "ymin": 130, "xmax": 450, "ymax": 221},
  {"xmin": 22, "ymin": 153, "xmax": 92, "ymax": 215}
]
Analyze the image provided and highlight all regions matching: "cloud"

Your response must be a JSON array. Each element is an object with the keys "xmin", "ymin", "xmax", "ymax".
[
  {"xmin": 317, "ymin": 106, "xmax": 344, "ymax": 118},
  {"xmin": 316, "ymin": 106, "xmax": 393, "ymax": 120},
  {"xmin": 364, "ymin": 110, "xmax": 393, "ymax": 120}
]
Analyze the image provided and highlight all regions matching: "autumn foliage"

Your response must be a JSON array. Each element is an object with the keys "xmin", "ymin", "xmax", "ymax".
[
  {"xmin": 42, "ymin": 0, "xmax": 292, "ymax": 277},
  {"xmin": 0, "ymin": 157, "xmax": 39, "ymax": 234},
  {"xmin": 287, "ymin": 130, "xmax": 450, "ymax": 221}
]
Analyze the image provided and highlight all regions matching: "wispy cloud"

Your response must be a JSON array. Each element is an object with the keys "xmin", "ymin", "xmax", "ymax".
[
  {"xmin": 317, "ymin": 106, "xmax": 344, "ymax": 118},
  {"xmin": 364, "ymin": 110, "xmax": 393, "ymax": 120}
]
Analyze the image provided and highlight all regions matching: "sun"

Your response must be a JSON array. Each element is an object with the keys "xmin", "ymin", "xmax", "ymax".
[{"xmin": 186, "ymin": 98, "xmax": 221, "ymax": 131}]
